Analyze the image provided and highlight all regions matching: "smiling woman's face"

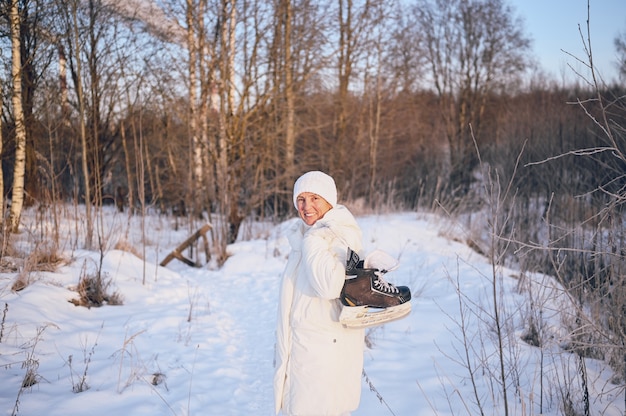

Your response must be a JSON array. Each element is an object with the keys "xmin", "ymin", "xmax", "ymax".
[{"xmin": 295, "ymin": 192, "xmax": 333, "ymax": 226}]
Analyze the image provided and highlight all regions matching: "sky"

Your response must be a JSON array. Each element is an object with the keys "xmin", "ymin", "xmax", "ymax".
[{"xmin": 510, "ymin": 0, "xmax": 626, "ymax": 83}]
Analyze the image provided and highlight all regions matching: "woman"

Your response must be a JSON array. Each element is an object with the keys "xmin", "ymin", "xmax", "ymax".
[{"xmin": 274, "ymin": 171, "xmax": 365, "ymax": 416}]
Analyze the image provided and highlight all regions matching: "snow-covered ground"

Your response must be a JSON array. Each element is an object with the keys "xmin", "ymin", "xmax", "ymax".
[{"xmin": 0, "ymin": 207, "xmax": 624, "ymax": 415}]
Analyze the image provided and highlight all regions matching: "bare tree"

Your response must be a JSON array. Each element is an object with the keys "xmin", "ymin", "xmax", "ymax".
[
  {"xmin": 562, "ymin": 6, "xmax": 626, "ymax": 403},
  {"xmin": 275, "ymin": 0, "xmax": 296, "ymax": 176},
  {"xmin": 333, "ymin": 0, "xmax": 358, "ymax": 174},
  {"xmin": 410, "ymin": 0, "xmax": 531, "ymax": 196},
  {"xmin": 67, "ymin": 0, "xmax": 93, "ymax": 248},
  {"xmin": 359, "ymin": 1, "xmax": 394, "ymax": 203},
  {"xmin": 265, "ymin": 0, "xmax": 333, "ymax": 214},
  {"xmin": 8, "ymin": 0, "xmax": 26, "ymax": 233},
  {"xmin": 185, "ymin": 0, "xmax": 203, "ymax": 219},
  {"xmin": 0, "ymin": 0, "xmax": 54, "ymax": 208}
]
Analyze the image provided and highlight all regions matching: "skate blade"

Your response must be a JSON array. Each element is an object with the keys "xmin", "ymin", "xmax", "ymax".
[{"xmin": 339, "ymin": 302, "xmax": 411, "ymax": 329}]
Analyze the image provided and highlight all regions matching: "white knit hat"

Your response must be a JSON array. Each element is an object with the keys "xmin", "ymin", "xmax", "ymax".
[{"xmin": 293, "ymin": 171, "xmax": 337, "ymax": 209}]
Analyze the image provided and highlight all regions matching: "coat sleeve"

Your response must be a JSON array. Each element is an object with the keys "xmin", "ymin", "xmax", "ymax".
[{"xmin": 301, "ymin": 231, "xmax": 347, "ymax": 299}]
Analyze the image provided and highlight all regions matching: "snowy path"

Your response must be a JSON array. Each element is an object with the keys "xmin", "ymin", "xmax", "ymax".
[
  {"xmin": 182, "ymin": 238, "xmax": 287, "ymax": 415},
  {"xmin": 163, "ymin": 246, "xmax": 282, "ymax": 415}
]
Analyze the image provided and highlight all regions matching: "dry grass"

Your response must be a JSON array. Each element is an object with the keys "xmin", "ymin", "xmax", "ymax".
[
  {"xmin": 113, "ymin": 239, "xmax": 144, "ymax": 259},
  {"xmin": 11, "ymin": 243, "xmax": 66, "ymax": 292},
  {"xmin": 69, "ymin": 263, "xmax": 123, "ymax": 308}
]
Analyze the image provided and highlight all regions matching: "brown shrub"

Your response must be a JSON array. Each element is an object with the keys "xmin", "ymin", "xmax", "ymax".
[{"xmin": 69, "ymin": 269, "xmax": 123, "ymax": 308}]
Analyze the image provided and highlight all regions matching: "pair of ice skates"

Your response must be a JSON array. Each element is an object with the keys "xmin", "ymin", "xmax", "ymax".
[{"xmin": 339, "ymin": 249, "xmax": 412, "ymax": 329}]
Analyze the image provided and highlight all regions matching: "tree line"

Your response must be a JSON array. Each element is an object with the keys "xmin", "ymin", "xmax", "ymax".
[{"xmin": 0, "ymin": 1, "xmax": 623, "ymax": 256}]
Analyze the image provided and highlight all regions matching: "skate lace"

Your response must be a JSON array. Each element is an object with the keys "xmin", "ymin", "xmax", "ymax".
[{"xmin": 373, "ymin": 273, "xmax": 399, "ymax": 294}]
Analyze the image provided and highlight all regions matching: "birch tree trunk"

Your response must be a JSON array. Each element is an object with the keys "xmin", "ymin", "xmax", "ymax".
[
  {"xmin": 186, "ymin": 0, "xmax": 201, "ymax": 218},
  {"xmin": 197, "ymin": 0, "xmax": 217, "ymax": 214},
  {"xmin": 8, "ymin": 0, "xmax": 26, "ymax": 233},
  {"xmin": 216, "ymin": 0, "xmax": 236, "ymax": 247}
]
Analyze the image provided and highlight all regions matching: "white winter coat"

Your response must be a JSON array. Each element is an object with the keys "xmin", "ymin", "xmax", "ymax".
[{"xmin": 274, "ymin": 205, "xmax": 365, "ymax": 416}]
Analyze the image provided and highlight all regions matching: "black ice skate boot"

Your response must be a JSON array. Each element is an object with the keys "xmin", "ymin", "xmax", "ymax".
[{"xmin": 339, "ymin": 249, "xmax": 412, "ymax": 328}]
